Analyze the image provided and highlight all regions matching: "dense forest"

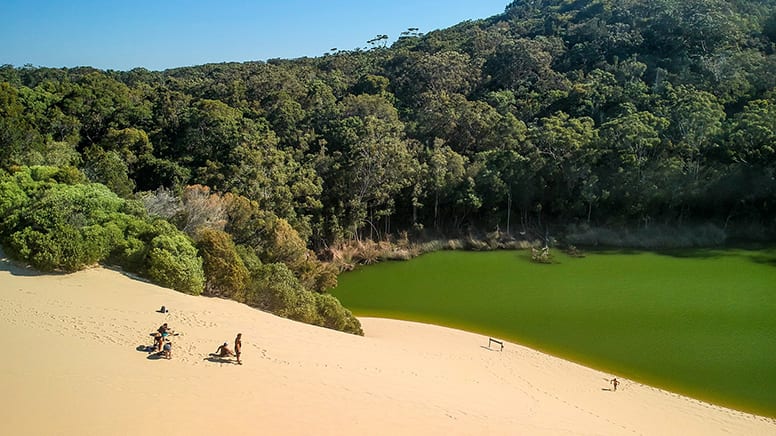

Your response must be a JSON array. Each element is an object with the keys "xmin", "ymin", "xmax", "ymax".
[{"xmin": 2, "ymin": 0, "xmax": 776, "ymax": 330}]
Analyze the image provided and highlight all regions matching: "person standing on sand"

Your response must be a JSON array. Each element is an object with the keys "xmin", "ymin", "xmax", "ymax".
[
  {"xmin": 611, "ymin": 377, "xmax": 620, "ymax": 391},
  {"xmin": 153, "ymin": 332, "xmax": 163, "ymax": 352},
  {"xmin": 158, "ymin": 323, "xmax": 172, "ymax": 337},
  {"xmin": 235, "ymin": 333, "xmax": 242, "ymax": 365}
]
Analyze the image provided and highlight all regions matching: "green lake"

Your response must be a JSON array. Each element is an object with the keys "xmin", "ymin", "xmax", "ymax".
[{"xmin": 332, "ymin": 248, "xmax": 776, "ymax": 418}]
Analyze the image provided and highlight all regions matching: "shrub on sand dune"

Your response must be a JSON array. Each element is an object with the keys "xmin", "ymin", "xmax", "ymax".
[
  {"xmin": 147, "ymin": 233, "xmax": 205, "ymax": 295},
  {"xmin": 243, "ymin": 262, "xmax": 362, "ymax": 335}
]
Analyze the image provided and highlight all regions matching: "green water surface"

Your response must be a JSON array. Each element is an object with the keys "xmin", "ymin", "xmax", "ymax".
[{"xmin": 332, "ymin": 248, "xmax": 776, "ymax": 417}]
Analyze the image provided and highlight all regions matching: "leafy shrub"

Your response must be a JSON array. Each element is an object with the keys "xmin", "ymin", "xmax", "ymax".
[
  {"xmin": 0, "ymin": 176, "xmax": 28, "ymax": 223},
  {"xmin": 2, "ymin": 174, "xmax": 124, "ymax": 271},
  {"xmin": 0, "ymin": 167, "xmax": 207, "ymax": 293},
  {"xmin": 28, "ymin": 165, "xmax": 61, "ymax": 182},
  {"xmin": 244, "ymin": 262, "xmax": 306, "ymax": 317},
  {"xmin": 147, "ymin": 233, "xmax": 205, "ymax": 295},
  {"xmin": 242, "ymin": 262, "xmax": 362, "ymax": 335},
  {"xmin": 298, "ymin": 260, "xmax": 338, "ymax": 293},
  {"xmin": 315, "ymin": 293, "xmax": 363, "ymax": 335},
  {"xmin": 196, "ymin": 228, "xmax": 249, "ymax": 298},
  {"xmin": 105, "ymin": 214, "xmax": 156, "ymax": 272}
]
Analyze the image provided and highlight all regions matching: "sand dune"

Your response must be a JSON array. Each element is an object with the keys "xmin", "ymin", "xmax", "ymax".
[{"xmin": 1, "ymin": 252, "xmax": 774, "ymax": 436}]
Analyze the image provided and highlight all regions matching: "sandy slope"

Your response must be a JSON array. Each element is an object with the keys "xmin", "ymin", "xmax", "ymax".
[{"xmin": 0, "ymin": 252, "xmax": 774, "ymax": 436}]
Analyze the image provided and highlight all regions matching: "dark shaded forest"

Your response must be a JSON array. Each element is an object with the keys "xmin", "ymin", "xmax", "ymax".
[{"xmin": 2, "ymin": 0, "xmax": 776, "ymax": 330}]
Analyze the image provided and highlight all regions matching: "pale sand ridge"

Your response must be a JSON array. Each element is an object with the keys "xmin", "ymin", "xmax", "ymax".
[{"xmin": 1, "ymin": 251, "xmax": 774, "ymax": 435}]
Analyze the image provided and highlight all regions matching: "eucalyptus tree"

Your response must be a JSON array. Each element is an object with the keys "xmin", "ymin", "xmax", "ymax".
[
  {"xmin": 418, "ymin": 139, "xmax": 467, "ymax": 231},
  {"xmin": 599, "ymin": 106, "xmax": 670, "ymax": 222},
  {"xmin": 320, "ymin": 94, "xmax": 418, "ymax": 241},
  {"xmin": 728, "ymin": 96, "xmax": 776, "ymax": 168},
  {"xmin": 528, "ymin": 112, "xmax": 598, "ymax": 221}
]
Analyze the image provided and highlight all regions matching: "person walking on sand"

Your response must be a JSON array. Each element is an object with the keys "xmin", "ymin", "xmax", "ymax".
[
  {"xmin": 234, "ymin": 333, "xmax": 242, "ymax": 365},
  {"xmin": 611, "ymin": 377, "xmax": 620, "ymax": 391},
  {"xmin": 163, "ymin": 341, "xmax": 172, "ymax": 359}
]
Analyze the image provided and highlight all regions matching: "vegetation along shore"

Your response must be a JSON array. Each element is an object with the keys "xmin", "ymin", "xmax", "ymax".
[{"xmin": 2, "ymin": 0, "xmax": 775, "ymax": 334}]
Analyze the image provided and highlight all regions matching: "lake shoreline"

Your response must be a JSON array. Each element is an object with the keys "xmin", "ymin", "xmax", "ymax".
[
  {"xmin": 334, "ymin": 248, "xmax": 776, "ymax": 418},
  {"xmin": 2, "ymin": 253, "xmax": 775, "ymax": 434}
]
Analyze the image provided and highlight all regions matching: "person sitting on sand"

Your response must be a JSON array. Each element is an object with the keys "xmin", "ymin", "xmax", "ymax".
[
  {"xmin": 163, "ymin": 341, "xmax": 172, "ymax": 359},
  {"xmin": 215, "ymin": 342, "xmax": 235, "ymax": 357}
]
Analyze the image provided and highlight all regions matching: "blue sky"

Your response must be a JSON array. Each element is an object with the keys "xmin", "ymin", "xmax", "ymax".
[{"xmin": 2, "ymin": 1, "xmax": 509, "ymax": 71}]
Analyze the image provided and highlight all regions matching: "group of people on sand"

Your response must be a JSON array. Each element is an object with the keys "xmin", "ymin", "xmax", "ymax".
[
  {"xmin": 146, "ymin": 317, "xmax": 243, "ymax": 365},
  {"xmin": 213, "ymin": 333, "xmax": 242, "ymax": 365},
  {"xmin": 150, "ymin": 322, "xmax": 174, "ymax": 359}
]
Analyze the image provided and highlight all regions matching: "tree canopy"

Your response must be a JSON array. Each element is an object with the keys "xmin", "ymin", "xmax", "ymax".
[{"xmin": 3, "ymin": 0, "xmax": 776, "ymax": 329}]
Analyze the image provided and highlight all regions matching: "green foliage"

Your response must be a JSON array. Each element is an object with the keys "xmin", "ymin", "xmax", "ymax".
[
  {"xmin": 147, "ymin": 232, "xmax": 205, "ymax": 295},
  {"xmin": 0, "ymin": 166, "xmax": 205, "ymax": 293},
  {"xmin": 242, "ymin": 261, "xmax": 361, "ymax": 334},
  {"xmin": 2, "ymin": 177, "xmax": 124, "ymax": 272},
  {"xmin": 196, "ymin": 228, "xmax": 249, "ymax": 298},
  {"xmin": 4, "ymin": 0, "xmax": 776, "ymax": 331},
  {"xmin": 315, "ymin": 293, "xmax": 363, "ymax": 335},
  {"xmin": 83, "ymin": 147, "xmax": 135, "ymax": 197},
  {"xmin": 7, "ymin": 224, "xmax": 110, "ymax": 272},
  {"xmin": 729, "ymin": 98, "xmax": 776, "ymax": 166},
  {"xmin": 243, "ymin": 262, "xmax": 308, "ymax": 317}
]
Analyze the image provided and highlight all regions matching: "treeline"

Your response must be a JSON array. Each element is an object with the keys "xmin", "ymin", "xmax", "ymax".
[
  {"xmin": 0, "ymin": 166, "xmax": 362, "ymax": 334},
  {"xmin": 1, "ymin": 1, "xmax": 776, "ymax": 256}
]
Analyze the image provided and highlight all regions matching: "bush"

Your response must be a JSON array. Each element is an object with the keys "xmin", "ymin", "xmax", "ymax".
[
  {"xmin": 1, "ymin": 173, "xmax": 125, "ymax": 271},
  {"xmin": 244, "ymin": 262, "xmax": 306, "ymax": 316},
  {"xmin": 147, "ymin": 233, "xmax": 205, "ymax": 295},
  {"xmin": 243, "ymin": 262, "xmax": 363, "ymax": 335},
  {"xmin": 531, "ymin": 246, "xmax": 554, "ymax": 264},
  {"xmin": 105, "ymin": 214, "xmax": 155, "ymax": 272},
  {"xmin": 565, "ymin": 223, "xmax": 727, "ymax": 248},
  {"xmin": 0, "ymin": 175, "xmax": 28, "ymax": 223},
  {"xmin": 196, "ymin": 228, "xmax": 250, "ymax": 298},
  {"xmin": 315, "ymin": 293, "xmax": 363, "ymax": 335}
]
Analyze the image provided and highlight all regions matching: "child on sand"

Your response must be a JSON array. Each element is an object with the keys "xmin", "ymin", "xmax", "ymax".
[{"xmin": 611, "ymin": 377, "xmax": 620, "ymax": 391}]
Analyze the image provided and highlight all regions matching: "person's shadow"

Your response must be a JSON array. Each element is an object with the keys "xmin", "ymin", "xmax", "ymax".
[
  {"xmin": 601, "ymin": 377, "xmax": 616, "ymax": 391},
  {"xmin": 136, "ymin": 345, "xmax": 166, "ymax": 360},
  {"xmin": 204, "ymin": 353, "xmax": 236, "ymax": 364}
]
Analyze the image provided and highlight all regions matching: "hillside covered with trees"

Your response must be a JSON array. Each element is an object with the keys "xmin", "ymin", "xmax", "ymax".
[{"xmin": 2, "ymin": 0, "xmax": 776, "ymax": 330}]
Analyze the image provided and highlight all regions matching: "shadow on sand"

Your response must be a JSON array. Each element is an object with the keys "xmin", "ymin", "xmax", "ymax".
[
  {"xmin": 0, "ymin": 248, "xmax": 48, "ymax": 277},
  {"xmin": 137, "ymin": 345, "xmax": 169, "ymax": 360},
  {"xmin": 204, "ymin": 354, "xmax": 237, "ymax": 364}
]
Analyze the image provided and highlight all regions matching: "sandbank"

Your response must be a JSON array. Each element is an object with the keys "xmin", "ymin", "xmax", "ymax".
[{"xmin": 0, "ymin": 252, "xmax": 774, "ymax": 435}]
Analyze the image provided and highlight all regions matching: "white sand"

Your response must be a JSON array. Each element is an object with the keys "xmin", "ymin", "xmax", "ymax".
[{"xmin": 1, "ymin": 253, "xmax": 774, "ymax": 435}]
